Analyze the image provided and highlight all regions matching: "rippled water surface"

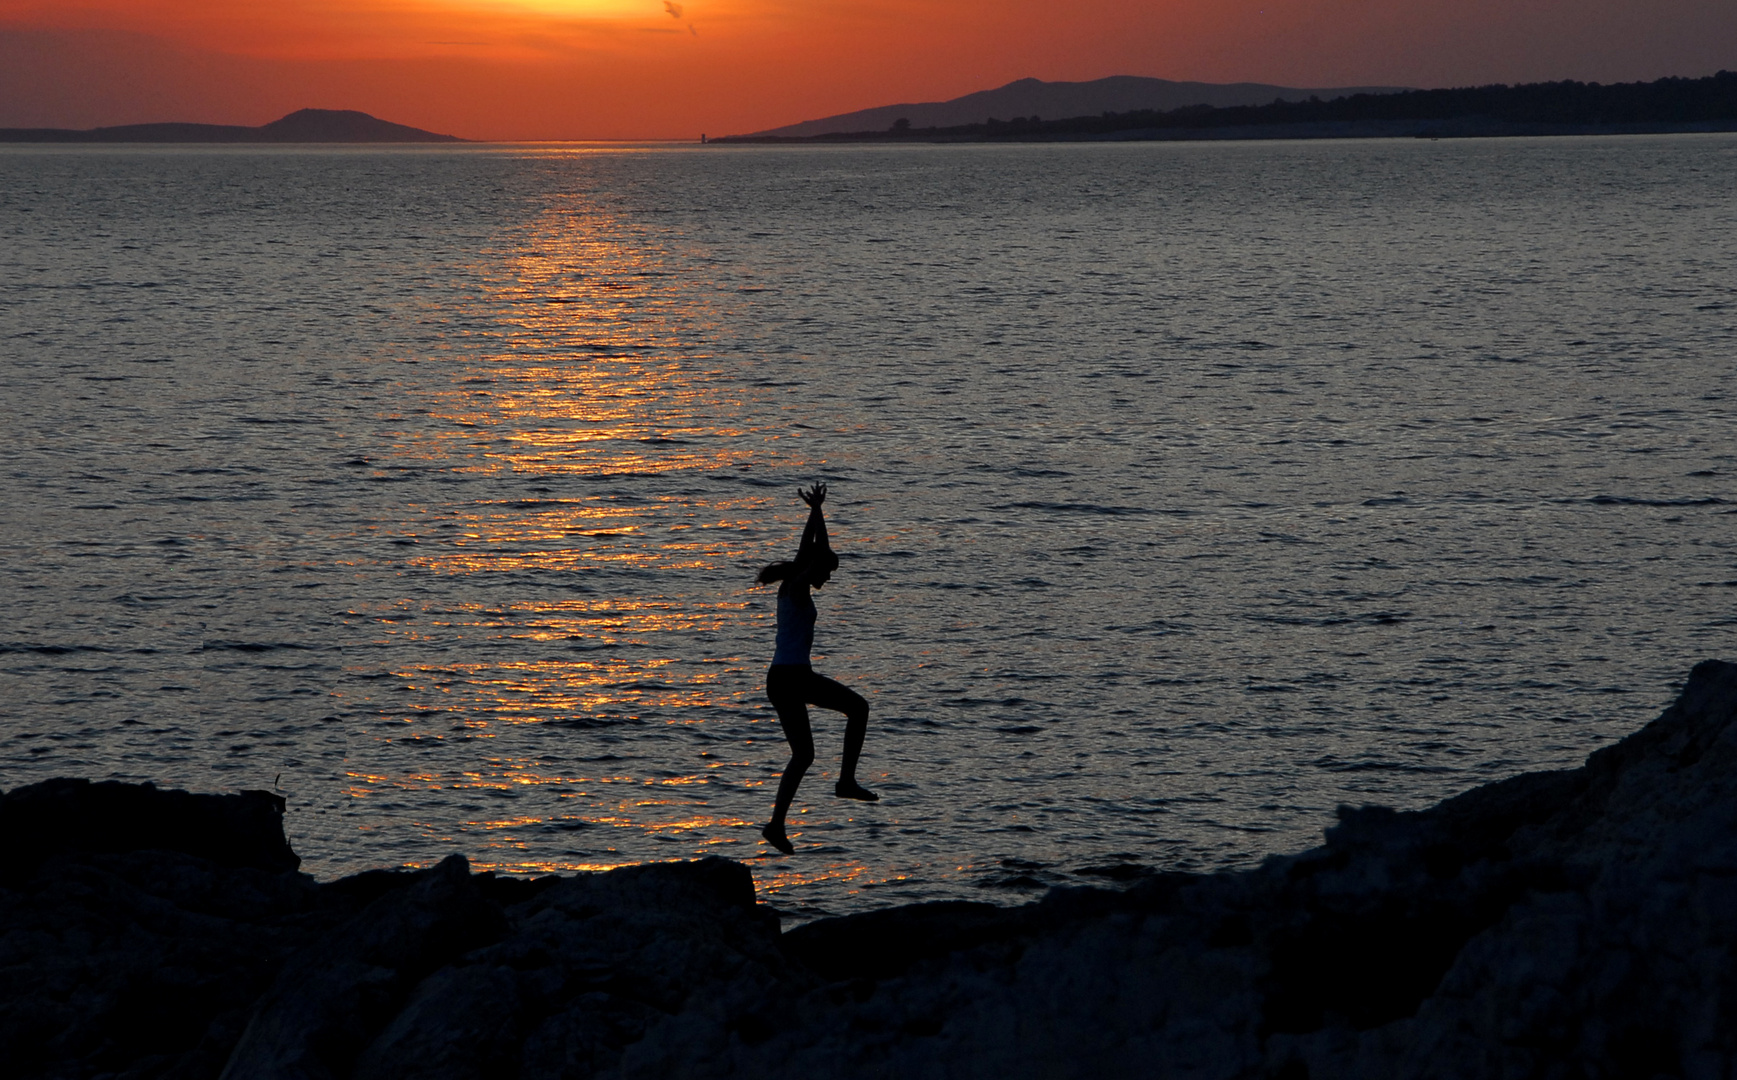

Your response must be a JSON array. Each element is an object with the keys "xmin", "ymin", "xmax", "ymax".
[{"xmin": 3, "ymin": 137, "xmax": 1734, "ymax": 919}]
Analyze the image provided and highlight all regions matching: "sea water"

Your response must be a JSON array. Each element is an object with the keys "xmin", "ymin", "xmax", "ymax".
[{"xmin": 2, "ymin": 137, "xmax": 1733, "ymax": 920}]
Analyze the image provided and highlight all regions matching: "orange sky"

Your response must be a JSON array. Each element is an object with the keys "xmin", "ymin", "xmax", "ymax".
[{"xmin": 2, "ymin": 0, "xmax": 1733, "ymax": 138}]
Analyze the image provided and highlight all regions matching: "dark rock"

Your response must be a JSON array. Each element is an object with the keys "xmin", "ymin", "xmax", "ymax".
[
  {"xmin": 4, "ymin": 659, "xmax": 1737, "ymax": 1079},
  {"xmin": 0, "ymin": 778, "xmax": 300, "ymax": 878},
  {"xmin": 220, "ymin": 855, "xmax": 506, "ymax": 1080},
  {"xmin": 350, "ymin": 965, "xmax": 524, "ymax": 1080},
  {"xmin": 477, "ymin": 858, "xmax": 795, "ymax": 1078},
  {"xmin": 484, "ymin": 857, "xmax": 781, "ymax": 1014},
  {"xmin": 0, "ymin": 848, "xmax": 322, "ymax": 1079},
  {"xmin": 781, "ymin": 900, "xmax": 1026, "ymax": 981},
  {"xmin": 521, "ymin": 992, "xmax": 660, "ymax": 1080}
]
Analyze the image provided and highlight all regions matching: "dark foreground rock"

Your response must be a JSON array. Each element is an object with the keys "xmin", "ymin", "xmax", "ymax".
[{"xmin": 5, "ymin": 660, "xmax": 1737, "ymax": 1079}]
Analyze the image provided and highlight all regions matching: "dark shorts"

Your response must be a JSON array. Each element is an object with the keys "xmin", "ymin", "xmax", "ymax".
[{"xmin": 766, "ymin": 663, "xmax": 865, "ymax": 722}]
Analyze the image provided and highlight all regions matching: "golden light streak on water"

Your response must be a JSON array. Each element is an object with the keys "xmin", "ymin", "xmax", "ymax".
[
  {"xmin": 753, "ymin": 859, "xmax": 915, "ymax": 903},
  {"xmin": 362, "ymin": 655, "xmax": 742, "ymax": 725},
  {"xmin": 342, "ymin": 773, "xmax": 396, "ymax": 797},
  {"xmin": 468, "ymin": 860, "xmax": 644, "ymax": 875},
  {"xmin": 328, "ymin": 202, "xmax": 808, "ymax": 882}
]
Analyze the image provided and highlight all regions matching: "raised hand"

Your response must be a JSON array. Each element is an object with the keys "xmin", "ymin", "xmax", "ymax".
[{"xmin": 799, "ymin": 482, "xmax": 828, "ymax": 508}]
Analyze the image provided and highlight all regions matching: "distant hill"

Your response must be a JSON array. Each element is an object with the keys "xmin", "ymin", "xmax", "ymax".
[
  {"xmin": 720, "ymin": 71, "xmax": 1737, "ymax": 144},
  {"xmin": 0, "ymin": 109, "xmax": 466, "ymax": 143},
  {"xmin": 747, "ymin": 76, "xmax": 1411, "ymax": 137}
]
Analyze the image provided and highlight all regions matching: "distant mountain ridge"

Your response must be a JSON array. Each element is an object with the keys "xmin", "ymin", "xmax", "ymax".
[
  {"xmin": 749, "ymin": 76, "xmax": 1412, "ymax": 137},
  {"xmin": 719, "ymin": 71, "xmax": 1737, "ymax": 144},
  {"xmin": 0, "ymin": 108, "xmax": 465, "ymax": 143}
]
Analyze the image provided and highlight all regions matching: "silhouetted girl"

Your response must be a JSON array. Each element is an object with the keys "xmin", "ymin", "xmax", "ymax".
[{"xmin": 759, "ymin": 482, "xmax": 876, "ymax": 854}]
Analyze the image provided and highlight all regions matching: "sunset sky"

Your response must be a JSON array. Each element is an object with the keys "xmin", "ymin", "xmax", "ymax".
[{"xmin": 1, "ymin": 0, "xmax": 1732, "ymax": 139}]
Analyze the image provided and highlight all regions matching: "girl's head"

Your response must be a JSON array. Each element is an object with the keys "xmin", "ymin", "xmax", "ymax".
[{"xmin": 810, "ymin": 549, "xmax": 840, "ymax": 586}]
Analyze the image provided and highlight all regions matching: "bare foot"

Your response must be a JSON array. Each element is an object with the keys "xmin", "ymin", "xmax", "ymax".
[
  {"xmin": 834, "ymin": 781, "xmax": 879, "ymax": 802},
  {"xmin": 761, "ymin": 823, "xmax": 795, "ymax": 854}
]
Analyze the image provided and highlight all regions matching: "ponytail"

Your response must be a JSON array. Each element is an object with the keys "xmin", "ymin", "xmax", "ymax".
[
  {"xmin": 757, "ymin": 549, "xmax": 837, "ymax": 585},
  {"xmin": 757, "ymin": 561, "xmax": 797, "ymax": 585}
]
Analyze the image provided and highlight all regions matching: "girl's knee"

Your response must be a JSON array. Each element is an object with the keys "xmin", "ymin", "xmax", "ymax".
[{"xmin": 789, "ymin": 748, "xmax": 815, "ymax": 771}]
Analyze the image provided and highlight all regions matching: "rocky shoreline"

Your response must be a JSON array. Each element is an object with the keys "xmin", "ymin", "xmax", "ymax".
[{"xmin": 5, "ymin": 659, "xmax": 1735, "ymax": 1079}]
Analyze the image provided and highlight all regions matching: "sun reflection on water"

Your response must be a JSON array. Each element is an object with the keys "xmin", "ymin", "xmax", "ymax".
[
  {"xmin": 332, "ymin": 197, "xmax": 828, "ymax": 899},
  {"xmin": 753, "ymin": 859, "xmax": 916, "ymax": 906}
]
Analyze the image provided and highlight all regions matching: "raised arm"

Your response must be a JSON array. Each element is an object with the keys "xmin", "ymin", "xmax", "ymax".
[{"xmin": 797, "ymin": 483, "xmax": 830, "ymax": 561}]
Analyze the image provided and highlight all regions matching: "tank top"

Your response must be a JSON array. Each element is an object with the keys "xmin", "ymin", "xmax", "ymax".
[{"xmin": 771, "ymin": 585, "xmax": 816, "ymax": 666}]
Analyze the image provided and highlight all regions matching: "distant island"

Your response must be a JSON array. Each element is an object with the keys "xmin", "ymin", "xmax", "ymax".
[
  {"xmin": 743, "ymin": 76, "xmax": 1413, "ymax": 138},
  {"xmin": 717, "ymin": 70, "xmax": 1737, "ymax": 143},
  {"xmin": 0, "ymin": 108, "xmax": 466, "ymax": 144}
]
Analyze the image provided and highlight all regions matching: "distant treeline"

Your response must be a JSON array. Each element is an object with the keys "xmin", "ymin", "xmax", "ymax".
[{"xmin": 719, "ymin": 71, "xmax": 1737, "ymax": 142}]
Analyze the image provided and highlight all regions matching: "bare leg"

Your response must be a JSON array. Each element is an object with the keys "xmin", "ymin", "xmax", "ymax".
[
  {"xmin": 810, "ymin": 678, "xmax": 877, "ymax": 802},
  {"xmin": 836, "ymin": 700, "xmax": 876, "ymax": 799},
  {"xmin": 764, "ymin": 700, "xmax": 813, "ymax": 854}
]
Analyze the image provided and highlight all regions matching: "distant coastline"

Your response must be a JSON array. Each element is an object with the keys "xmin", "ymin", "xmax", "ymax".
[
  {"xmin": 0, "ymin": 108, "xmax": 465, "ymax": 144},
  {"xmin": 742, "ymin": 75, "xmax": 1413, "ymax": 139},
  {"xmin": 714, "ymin": 71, "xmax": 1737, "ymax": 144}
]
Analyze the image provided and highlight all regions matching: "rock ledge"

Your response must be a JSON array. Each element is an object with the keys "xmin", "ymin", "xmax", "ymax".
[{"xmin": 4, "ymin": 660, "xmax": 1735, "ymax": 1079}]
